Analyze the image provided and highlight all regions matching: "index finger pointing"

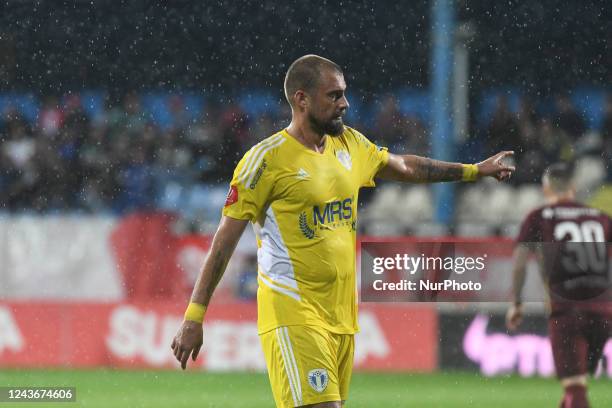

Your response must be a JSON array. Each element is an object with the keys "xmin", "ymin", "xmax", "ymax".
[{"xmin": 498, "ymin": 151, "xmax": 515, "ymax": 160}]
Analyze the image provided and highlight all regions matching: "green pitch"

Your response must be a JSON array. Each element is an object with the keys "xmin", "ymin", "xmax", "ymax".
[{"xmin": 0, "ymin": 369, "xmax": 611, "ymax": 407}]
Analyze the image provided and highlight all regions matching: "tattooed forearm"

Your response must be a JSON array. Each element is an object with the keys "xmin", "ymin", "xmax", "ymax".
[
  {"xmin": 410, "ymin": 156, "xmax": 464, "ymax": 182},
  {"xmin": 377, "ymin": 154, "xmax": 466, "ymax": 183}
]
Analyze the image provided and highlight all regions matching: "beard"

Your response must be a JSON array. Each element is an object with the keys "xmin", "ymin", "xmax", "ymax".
[{"xmin": 308, "ymin": 112, "xmax": 344, "ymax": 136}]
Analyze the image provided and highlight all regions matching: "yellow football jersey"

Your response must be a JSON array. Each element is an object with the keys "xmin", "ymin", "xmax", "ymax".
[{"xmin": 222, "ymin": 126, "xmax": 388, "ymax": 334}]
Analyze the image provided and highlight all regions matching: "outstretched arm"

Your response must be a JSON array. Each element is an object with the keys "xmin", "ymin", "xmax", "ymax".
[
  {"xmin": 171, "ymin": 216, "xmax": 249, "ymax": 369},
  {"xmin": 376, "ymin": 151, "xmax": 515, "ymax": 183}
]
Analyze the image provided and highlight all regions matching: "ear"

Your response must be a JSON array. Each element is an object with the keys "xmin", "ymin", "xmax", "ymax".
[{"xmin": 294, "ymin": 90, "xmax": 308, "ymax": 111}]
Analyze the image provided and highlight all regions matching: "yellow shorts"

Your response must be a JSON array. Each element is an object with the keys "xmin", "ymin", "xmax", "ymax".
[{"xmin": 260, "ymin": 325, "xmax": 354, "ymax": 408}]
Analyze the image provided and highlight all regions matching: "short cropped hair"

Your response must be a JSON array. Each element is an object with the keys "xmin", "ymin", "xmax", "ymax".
[
  {"xmin": 543, "ymin": 162, "xmax": 574, "ymax": 192},
  {"xmin": 284, "ymin": 55, "xmax": 343, "ymax": 106}
]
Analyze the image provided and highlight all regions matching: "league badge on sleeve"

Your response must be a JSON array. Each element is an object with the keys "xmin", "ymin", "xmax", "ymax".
[{"xmin": 307, "ymin": 368, "xmax": 329, "ymax": 393}]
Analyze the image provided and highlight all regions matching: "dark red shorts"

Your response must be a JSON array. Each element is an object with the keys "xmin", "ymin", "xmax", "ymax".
[{"xmin": 548, "ymin": 311, "xmax": 612, "ymax": 379}]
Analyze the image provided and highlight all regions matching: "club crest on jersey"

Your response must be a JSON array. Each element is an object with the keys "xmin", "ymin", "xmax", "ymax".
[
  {"xmin": 336, "ymin": 150, "xmax": 352, "ymax": 171},
  {"xmin": 307, "ymin": 369, "xmax": 329, "ymax": 393},
  {"xmin": 296, "ymin": 168, "xmax": 310, "ymax": 180}
]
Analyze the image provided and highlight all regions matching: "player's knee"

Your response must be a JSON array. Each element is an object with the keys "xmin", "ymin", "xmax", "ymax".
[{"xmin": 561, "ymin": 375, "xmax": 587, "ymax": 388}]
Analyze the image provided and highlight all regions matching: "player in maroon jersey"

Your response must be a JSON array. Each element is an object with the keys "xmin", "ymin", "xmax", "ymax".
[{"xmin": 506, "ymin": 162, "xmax": 612, "ymax": 408}]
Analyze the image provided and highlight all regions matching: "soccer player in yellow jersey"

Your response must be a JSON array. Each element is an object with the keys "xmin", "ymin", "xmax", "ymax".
[{"xmin": 172, "ymin": 55, "xmax": 515, "ymax": 407}]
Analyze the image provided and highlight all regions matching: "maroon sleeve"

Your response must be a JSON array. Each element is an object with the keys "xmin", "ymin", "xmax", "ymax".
[{"xmin": 516, "ymin": 209, "xmax": 542, "ymax": 243}]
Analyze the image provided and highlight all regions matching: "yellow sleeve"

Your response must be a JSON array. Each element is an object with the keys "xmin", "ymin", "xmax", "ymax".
[
  {"xmin": 348, "ymin": 127, "xmax": 389, "ymax": 188},
  {"xmin": 222, "ymin": 147, "xmax": 274, "ymax": 222}
]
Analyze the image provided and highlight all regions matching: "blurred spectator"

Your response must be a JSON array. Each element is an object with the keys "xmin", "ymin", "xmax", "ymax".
[
  {"xmin": 237, "ymin": 254, "xmax": 258, "ymax": 300},
  {"xmin": 601, "ymin": 95, "xmax": 612, "ymax": 179},
  {"xmin": 403, "ymin": 115, "xmax": 430, "ymax": 157},
  {"xmin": 221, "ymin": 103, "xmax": 249, "ymax": 152},
  {"xmin": 107, "ymin": 92, "xmax": 146, "ymax": 136},
  {"xmin": 516, "ymin": 98, "xmax": 538, "ymax": 148},
  {"xmin": 514, "ymin": 117, "xmax": 572, "ymax": 184},
  {"xmin": 250, "ymin": 112, "xmax": 277, "ymax": 147},
  {"xmin": 38, "ymin": 96, "xmax": 63, "ymax": 137},
  {"xmin": 373, "ymin": 94, "xmax": 407, "ymax": 147},
  {"xmin": 114, "ymin": 137, "xmax": 155, "ymax": 212},
  {"xmin": 486, "ymin": 96, "xmax": 520, "ymax": 155},
  {"xmin": 0, "ymin": 89, "xmax": 603, "ymax": 216},
  {"xmin": 168, "ymin": 95, "xmax": 191, "ymax": 131},
  {"xmin": 553, "ymin": 95, "xmax": 585, "ymax": 141}
]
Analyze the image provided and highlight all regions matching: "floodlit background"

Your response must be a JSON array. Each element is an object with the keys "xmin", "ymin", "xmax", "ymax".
[{"xmin": 0, "ymin": 1, "xmax": 610, "ymax": 407}]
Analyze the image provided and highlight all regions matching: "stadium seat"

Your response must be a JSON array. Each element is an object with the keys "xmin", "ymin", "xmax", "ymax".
[
  {"xmin": 362, "ymin": 184, "xmax": 403, "ymax": 223},
  {"xmin": 157, "ymin": 181, "xmax": 185, "ymax": 211},
  {"xmin": 363, "ymin": 220, "xmax": 405, "ymax": 236},
  {"xmin": 397, "ymin": 89, "xmax": 431, "ymax": 124},
  {"xmin": 486, "ymin": 184, "xmax": 515, "ymax": 224},
  {"xmin": 571, "ymin": 87, "xmax": 606, "ymax": 130},
  {"xmin": 0, "ymin": 93, "xmax": 40, "ymax": 123},
  {"xmin": 476, "ymin": 88, "xmax": 522, "ymax": 128},
  {"xmin": 456, "ymin": 186, "xmax": 487, "ymax": 223},
  {"xmin": 238, "ymin": 91, "xmax": 281, "ymax": 118},
  {"xmin": 457, "ymin": 183, "xmax": 516, "ymax": 225},
  {"xmin": 142, "ymin": 93, "xmax": 173, "ymax": 130},
  {"xmin": 511, "ymin": 184, "xmax": 544, "ymax": 222},
  {"xmin": 395, "ymin": 186, "xmax": 433, "ymax": 225},
  {"xmin": 455, "ymin": 223, "xmax": 495, "ymax": 237},
  {"xmin": 413, "ymin": 223, "xmax": 448, "ymax": 237},
  {"xmin": 500, "ymin": 223, "xmax": 520, "ymax": 238},
  {"xmin": 574, "ymin": 156, "xmax": 606, "ymax": 195}
]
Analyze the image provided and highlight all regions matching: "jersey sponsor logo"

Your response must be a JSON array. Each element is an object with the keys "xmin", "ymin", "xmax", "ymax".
[
  {"xmin": 307, "ymin": 368, "xmax": 329, "ymax": 393},
  {"xmin": 336, "ymin": 150, "xmax": 352, "ymax": 171},
  {"xmin": 224, "ymin": 185, "xmax": 238, "ymax": 207},
  {"xmin": 313, "ymin": 198, "xmax": 353, "ymax": 225},
  {"xmin": 296, "ymin": 168, "xmax": 310, "ymax": 180},
  {"xmin": 249, "ymin": 159, "xmax": 267, "ymax": 189},
  {"xmin": 299, "ymin": 198, "xmax": 354, "ymax": 238}
]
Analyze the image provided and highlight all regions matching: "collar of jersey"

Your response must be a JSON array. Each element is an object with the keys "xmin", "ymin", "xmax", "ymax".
[{"xmin": 281, "ymin": 129, "xmax": 329, "ymax": 156}]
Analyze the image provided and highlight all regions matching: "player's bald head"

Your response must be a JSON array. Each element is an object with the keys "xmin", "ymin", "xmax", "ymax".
[
  {"xmin": 543, "ymin": 162, "xmax": 574, "ymax": 193},
  {"xmin": 284, "ymin": 55, "xmax": 343, "ymax": 106}
]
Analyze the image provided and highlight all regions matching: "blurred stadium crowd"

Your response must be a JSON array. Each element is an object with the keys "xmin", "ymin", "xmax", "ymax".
[
  {"xmin": 0, "ymin": 1, "xmax": 609, "ymax": 233},
  {"xmin": 1, "ymin": 89, "xmax": 611, "ymax": 227}
]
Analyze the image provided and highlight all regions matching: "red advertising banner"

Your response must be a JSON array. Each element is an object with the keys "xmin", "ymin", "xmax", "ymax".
[{"xmin": 0, "ymin": 302, "xmax": 437, "ymax": 372}]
